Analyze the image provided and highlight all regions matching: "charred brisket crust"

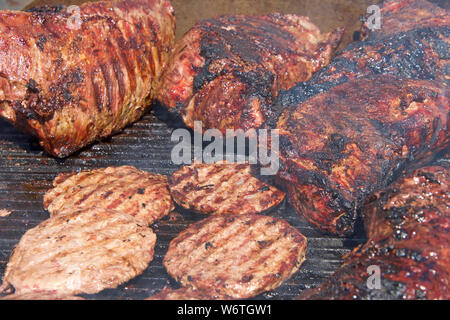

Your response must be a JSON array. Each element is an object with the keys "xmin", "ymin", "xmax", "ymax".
[
  {"xmin": 298, "ymin": 163, "xmax": 449, "ymax": 300},
  {"xmin": 273, "ymin": 26, "xmax": 449, "ymax": 126},
  {"xmin": 277, "ymin": 76, "xmax": 449, "ymax": 235}
]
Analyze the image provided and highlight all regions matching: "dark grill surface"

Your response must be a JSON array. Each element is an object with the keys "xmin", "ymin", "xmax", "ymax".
[{"xmin": 0, "ymin": 113, "xmax": 366, "ymax": 300}]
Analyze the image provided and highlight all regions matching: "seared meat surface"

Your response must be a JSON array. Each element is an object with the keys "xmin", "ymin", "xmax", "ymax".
[
  {"xmin": 44, "ymin": 166, "xmax": 174, "ymax": 225},
  {"xmin": 168, "ymin": 162, "xmax": 285, "ymax": 215},
  {"xmin": 163, "ymin": 214, "xmax": 307, "ymax": 299},
  {"xmin": 0, "ymin": 207, "xmax": 156, "ymax": 296},
  {"xmin": 299, "ymin": 164, "xmax": 449, "ymax": 300},
  {"xmin": 274, "ymin": 0, "xmax": 449, "ymax": 123},
  {"xmin": 276, "ymin": 76, "xmax": 449, "ymax": 235},
  {"xmin": 0, "ymin": 0, "xmax": 175, "ymax": 157},
  {"xmin": 155, "ymin": 14, "xmax": 343, "ymax": 132}
]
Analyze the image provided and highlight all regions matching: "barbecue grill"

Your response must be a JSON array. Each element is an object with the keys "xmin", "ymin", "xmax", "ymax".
[
  {"xmin": 1, "ymin": 0, "xmax": 445, "ymax": 300},
  {"xmin": 0, "ymin": 111, "xmax": 367, "ymax": 299}
]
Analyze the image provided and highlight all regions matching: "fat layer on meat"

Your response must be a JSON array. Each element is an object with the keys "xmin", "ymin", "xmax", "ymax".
[
  {"xmin": 0, "ymin": 207, "xmax": 156, "ymax": 296},
  {"xmin": 44, "ymin": 166, "xmax": 174, "ymax": 225},
  {"xmin": 163, "ymin": 214, "xmax": 307, "ymax": 299}
]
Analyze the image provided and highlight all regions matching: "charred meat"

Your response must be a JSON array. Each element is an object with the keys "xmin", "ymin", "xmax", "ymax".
[
  {"xmin": 0, "ymin": 0, "xmax": 175, "ymax": 157},
  {"xmin": 276, "ymin": 76, "xmax": 449, "ymax": 235},
  {"xmin": 274, "ymin": 0, "xmax": 449, "ymax": 123},
  {"xmin": 155, "ymin": 14, "xmax": 343, "ymax": 132},
  {"xmin": 298, "ymin": 164, "xmax": 449, "ymax": 300}
]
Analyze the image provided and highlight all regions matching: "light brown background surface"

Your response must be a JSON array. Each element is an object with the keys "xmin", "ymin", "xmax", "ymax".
[{"xmin": 25, "ymin": 0, "xmax": 377, "ymax": 49}]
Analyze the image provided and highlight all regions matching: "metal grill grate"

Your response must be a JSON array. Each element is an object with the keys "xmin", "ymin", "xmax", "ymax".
[{"xmin": 0, "ymin": 112, "xmax": 366, "ymax": 300}]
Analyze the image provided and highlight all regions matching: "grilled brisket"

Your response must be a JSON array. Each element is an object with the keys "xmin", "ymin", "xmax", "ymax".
[
  {"xmin": 0, "ymin": 0, "xmax": 175, "ymax": 157},
  {"xmin": 298, "ymin": 164, "xmax": 449, "ymax": 300},
  {"xmin": 273, "ymin": 0, "xmax": 449, "ymax": 124},
  {"xmin": 276, "ymin": 76, "xmax": 449, "ymax": 235},
  {"xmin": 155, "ymin": 14, "xmax": 343, "ymax": 132}
]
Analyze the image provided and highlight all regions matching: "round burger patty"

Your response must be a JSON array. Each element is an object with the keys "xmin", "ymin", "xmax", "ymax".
[
  {"xmin": 168, "ymin": 162, "xmax": 285, "ymax": 215},
  {"xmin": 44, "ymin": 166, "xmax": 174, "ymax": 225},
  {"xmin": 0, "ymin": 207, "xmax": 156, "ymax": 296},
  {"xmin": 163, "ymin": 214, "xmax": 307, "ymax": 298}
]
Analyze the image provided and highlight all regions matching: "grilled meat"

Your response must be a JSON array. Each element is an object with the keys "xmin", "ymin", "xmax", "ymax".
[
  {"xmin": 168, "ymin": 162, "xmax": 285, "ymax": 215},
  {"xmin": 44, "ymin": 166, "xmax": 174, "ymax": 225},
  {"xmin": 274, "ymin": 0, "xmax": 449, "ymax": 123},
  {"xmin": 0, "ymin": 0, "xmax": 175, "ymax": 157},
  {"xmin": 163, "ymin": 214, "xmax": 307, "ymax": 299},
  {"xmin": 155, "ymin": 14, "xmax": 343, "ymax": 132},
  {"xmin": 146, "ymin": 286, "xmax": 232, "ymax": 300},
  {"xmin": 276, "ymin": 76, "xmax": 449, "ymax": 235},
  {"xmin": 0, "ymin": 207, "xmax": 156, "ymax": 296},
  {"xmin": 298, "ymin": 164, "xmax": 450, "ymax": 300},
  {"xmin": 359, "ymin": 0, "xmax": 450, "ymax": 41}
]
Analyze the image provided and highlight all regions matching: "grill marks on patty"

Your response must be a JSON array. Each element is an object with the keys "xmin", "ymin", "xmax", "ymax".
[
  {"xmin": 8, "ymin": 164, "xmax": 302, "ymax": 299},
  {"xmin": 168, "ymin": 162, "xmax": 285, "ymax": 215},
  {"xmin": 163, "ymin": 214, "xmax": 307, "ymax": 299},
  {"xmin": 44, "ymin": 166, "xmax": 174, "ymax": 225},
  {"xmin": 0, "ymin": 207, "xmax": 156, "ymax": 296}
]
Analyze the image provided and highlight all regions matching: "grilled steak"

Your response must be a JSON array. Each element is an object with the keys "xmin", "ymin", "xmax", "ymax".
[
  {"xmin": 163, "ymin": 214, "xmax": 307, "ymax": 299},
  {"xmin": 154, "ymin": 14, "xmax": 343, "ymax": 132},
  {"xmin": 146, "ymin": 286, "xmax": 231, "ymax": 300},
  {"xmin": 168, "ymin": 162, "xmax": 285, "ymax": 215},
  {"xmin": 298, "ymin": 164, "xmax": 450, "ymax": 300},
  {"xmin": 44, "ymin": 166, "xmax": 174, "ymax": 225},
  {"xmin": 0, "ymin": 207, "xmax": 156, "ymax": 296},
  {"xmin": 274, "ymin": 0, "xmax": 449, "ymax": 123},
  {"xmin": 0, "ymin": 0, "xmax": 175, "ymax": 157},
  {"xmin": 276, "ymin": 76, "xmax": 449, "ymax": 235}
]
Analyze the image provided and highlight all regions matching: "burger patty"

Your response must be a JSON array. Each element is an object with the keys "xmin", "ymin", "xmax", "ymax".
[
  {"xmin": 163, "ymin": 214, "xmax": 307, "ymax": 299},
  {"xmin": 44, "ymin": 166, "xmax": 174, "ymax": 225},
  {"xmin": 0, "ymin": 207, "xmax": 156, "ymax": 296},
  {"xmin": 146, "ymin": 286, "xmax": 231, "ymax": 300},
  {"xmin": 168, "ymin": 162, "xmax": 285, "ymax": 215}
]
